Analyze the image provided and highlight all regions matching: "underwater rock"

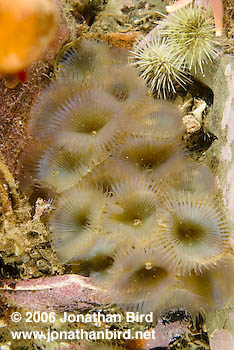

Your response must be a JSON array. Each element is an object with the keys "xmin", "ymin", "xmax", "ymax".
[
  {"xmin": 204, "ymin": 56, "xmax": 234, "ymax": 229},
  {"xmin": 0, "ymin": 274, "xmax": 111, "ymax": 311},
  {"xmin": 210, "ymin": 329, "xmax": 234, "ymax": 350},
  {"xmin": 199, "ymin": 55, "xmax": 234, "ymax": 341}
]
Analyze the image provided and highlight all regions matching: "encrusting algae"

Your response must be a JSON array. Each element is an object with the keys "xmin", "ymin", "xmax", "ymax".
[{"xmin": 19, "ymin": 37, "xmax": 234, "ymax": 319}]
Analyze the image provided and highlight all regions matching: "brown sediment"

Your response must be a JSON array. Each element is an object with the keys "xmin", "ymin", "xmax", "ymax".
[
  {"xmin": 0, "ymin": 63, "xmax": 51, "ymax": 176},
  {"xmin": 0, "ymin": 0, "xmax": 70, "ymax": 176},
  {"xmin": 91, "ymin": 31, "xmax": 139, "ymax": 48}
]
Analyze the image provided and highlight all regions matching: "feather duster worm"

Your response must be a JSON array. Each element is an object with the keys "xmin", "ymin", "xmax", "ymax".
[
  {"xmin": 178, "ymin": 255, "xmax": 234, "ymax": 311},
  {"xmin": 22, "ymin": 39, "xmax": 231, "ymax": 318},
  {"xmin": 70, "ymin": 235, "xmax": 118, "ymax": 280},
  {"xmin": 163, "ymin": 158, "xmax": 216, "ymax": 196},
  {"xmin": 155, "ymin": 191, "xmax": 229, "ymax": 274},
  {"xmin": 29, "ymin": 79, "xmax": 83, "ymax": 141},
  {"xmin": 103, "ymin": 177, "xmax": 162, "ymax": 237},
  {"xmin": 50, "ymin": 186, "xmax": 108, "ymax": 262},
  {"xmin": 56, "ymin": 39, "xmax": 110, "ymax": 81},
  {"xmin": 115, "ymin": 134, "xmax": 183, "ymax": 180},
  {"xmin": 82, "ymin": 158, "xmax": 137, "ymax": 195},
  {"xmin": 92, "ymin": 65, "xmax": 146, "ymax": 109},
  {"xmin": 44, "ymin": 88, "xmax": 127, "ymax": 153},
  {"xmin": 132, "ymin": 99, "xmax": 184, "ymax": 141},
  {"xmin": 104, "ymin": 241, "xmax": 176, "ymax": 313},
  {"xmin": 19, "ymin": 143, "xmax": 106, "ymax": 193}
]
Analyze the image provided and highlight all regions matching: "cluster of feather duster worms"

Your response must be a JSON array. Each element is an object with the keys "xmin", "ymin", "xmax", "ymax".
[{"xmin": 20, "ymin": 39, "xmax": 233, "ymax": 317}]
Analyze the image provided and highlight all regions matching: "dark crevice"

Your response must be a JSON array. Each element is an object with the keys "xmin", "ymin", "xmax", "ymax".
[
  {"xmin": 0, "ymin": 255, "xmax": 20, "ymax": 278},
  {"xmin": 186, "ymin": 79, "xmax": 214, "ymax": 106},
  {"xmin": 72, "ymin": 0, "xmax": 106, "ymax": 27},
  {"xmin": 184, "ymin": 128, "xmax": 217, "ymax": 159}
]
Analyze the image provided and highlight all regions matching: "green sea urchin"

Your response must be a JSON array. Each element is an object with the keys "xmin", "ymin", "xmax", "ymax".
[
  {"xmin": 130, "ymin": 36, "xmax": 191, "ymax": 98},
  {"xmin": 160, "ymin": 6, "xmax": 220, "ymax": 73},
  {"xmin": 165, "ymin": 0, "xmax": 224, "ymax": 37}
]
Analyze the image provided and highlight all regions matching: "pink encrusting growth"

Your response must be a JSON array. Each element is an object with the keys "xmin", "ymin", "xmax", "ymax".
[
  {"xmin": 0, "ymin": 275, "xmax": 111, "ymax": 311},
  {"xmin": 166, "ymin": 0, "xmax": 223, "ymax": 36},
  {"xmin": 210, "ymin": 0, "xmax": 223, "ymax": 36}
]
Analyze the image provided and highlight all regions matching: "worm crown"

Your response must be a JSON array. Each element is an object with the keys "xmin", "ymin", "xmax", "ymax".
[
  {"xmin": 105, "ymin": 241, "xmax": 176, "ymax": 313},
  {"xmin": 115, "ymin": 134, "xmax": 183, "ymax": 181},
  {"xmin": 46, "ymin": 88, "xmax": 127, "ymax": 153},
  {"xmin": 50, "ymin": 185, "xmax": 108, "ymax": 262},
  {"xmin": 103, "ymin": 176, "xmax": 161, "ymax": 238},
  {"xmin": 156, "ymin": 191, "xmax": 228, "ymax": 274}
]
